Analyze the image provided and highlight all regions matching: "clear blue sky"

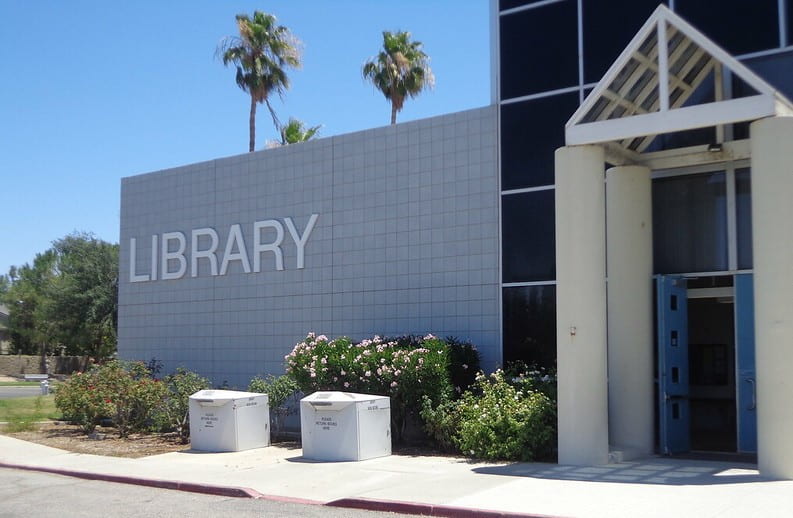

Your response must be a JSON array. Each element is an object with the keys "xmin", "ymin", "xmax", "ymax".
[{"xmin": 0, "ymin": 0, "xmax": 490, "ymax": 276}]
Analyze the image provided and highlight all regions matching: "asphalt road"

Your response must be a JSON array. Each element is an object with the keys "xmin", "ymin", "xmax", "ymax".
[
  {"xmin": 0, "ymin": 386, "xmax": 42, "ymax": 399},
  {"xmin": 0, "ymin": 468, "xmax": 412, "ymax": 518}
]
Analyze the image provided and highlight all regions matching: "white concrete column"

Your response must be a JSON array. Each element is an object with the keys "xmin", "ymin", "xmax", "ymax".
[
  {"xmin": 555, "ymin": 145, "xmax": 609, "ymax": 466},
  {"xmin": 606, "ymin": 165, "xmax": 654, "ymax": 458},
  {"xmin": 750, "ymin": 116, "xmax": 793, "ymax": 479}
]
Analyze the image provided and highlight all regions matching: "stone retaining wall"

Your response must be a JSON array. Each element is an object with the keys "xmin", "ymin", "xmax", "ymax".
[{"xmin": 0, "ymin": 355, "xmax": 89, "ymax": 376}]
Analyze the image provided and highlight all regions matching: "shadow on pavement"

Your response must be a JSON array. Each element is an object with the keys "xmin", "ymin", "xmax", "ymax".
[{"xmin": 472, "ymin": 458, "xmax": 775, "ymax": 486}]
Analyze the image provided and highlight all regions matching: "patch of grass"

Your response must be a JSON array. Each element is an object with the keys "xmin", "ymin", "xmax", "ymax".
[
  {"xmin": 0, "ymin": 395, "xmax": 61, "ymax": 432},
  {"xmin": 0, "ymin": 381, "xmax": 41, "ymax": 387}
]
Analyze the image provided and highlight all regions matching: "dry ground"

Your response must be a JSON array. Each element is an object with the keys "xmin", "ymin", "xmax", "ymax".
[
  {"xmin": 4, "ymin": 421, "xmax": 448, "ymax": 459},
  {"xmin": 4, "ymin": 421, "xmax": 190, "ymax": 458}
]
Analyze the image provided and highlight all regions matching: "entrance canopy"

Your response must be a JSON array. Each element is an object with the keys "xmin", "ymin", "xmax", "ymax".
[{"xmin": 565, "ymin": 5, "xmax": 793, "ymax": 164}]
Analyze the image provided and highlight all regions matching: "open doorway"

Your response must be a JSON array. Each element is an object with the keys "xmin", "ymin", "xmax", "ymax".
[
  {"xmin": 687, "ymin": 281, "xmax": 736, "ymax": 452},
  {"xmin": 657, "ymin": 274, "xmax": 756, "ymax": 457}
]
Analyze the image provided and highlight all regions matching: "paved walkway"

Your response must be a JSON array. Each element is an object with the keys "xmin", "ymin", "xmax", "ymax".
[{"xmin": 1, "ymin": 435, "xmax": 791, "ymax": 517}]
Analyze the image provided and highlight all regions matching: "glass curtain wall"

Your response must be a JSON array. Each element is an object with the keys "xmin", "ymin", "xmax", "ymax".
[{"xmin": 498, "ymin": 0, "xmax": 785, "ymax": 368}]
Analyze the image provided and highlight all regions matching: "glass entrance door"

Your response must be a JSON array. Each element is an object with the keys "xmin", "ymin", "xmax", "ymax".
[
  {"xmin": 656, "ymin": 274, "xmax": 757, "ymax": 455},
  {"xmin": 657, "ymin": 275, "xmax": 690, "ymax": 454},
  {"xmin": 735, "ymin": 273, "xmax": 757, "ymax": 453}
]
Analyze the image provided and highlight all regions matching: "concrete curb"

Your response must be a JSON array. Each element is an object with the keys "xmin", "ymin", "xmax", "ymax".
[
  {"xmin": 0, "ymin": 462, "xmax": 266, "ymax": 499},
  {"xmin": 0, "ymin": 462, "xmax": 562, "ymax": 517},
  {"xmin": 327, "ymin": 497, "xmax": 564, "ymax": 518}
]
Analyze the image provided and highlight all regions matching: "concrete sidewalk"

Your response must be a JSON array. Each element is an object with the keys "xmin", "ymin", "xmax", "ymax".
[{"xmin": 1, "ymin": 435, "xmax": 792, "ymax": 518}]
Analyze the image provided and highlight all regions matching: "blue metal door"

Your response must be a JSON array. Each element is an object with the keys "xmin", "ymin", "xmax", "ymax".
[
  {"xmin": 657, "ymin": 275, "xmax": 690, "ymax": 454},
  {"xmin": 735, "ymin": 274, "xmax": 757, "ymax": 453}
]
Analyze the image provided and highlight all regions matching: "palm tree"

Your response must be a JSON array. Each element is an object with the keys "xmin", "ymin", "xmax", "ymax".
[
  {"xmin": 218, "ymin": 11, "xmax": 301, "ymax": 152},
  {"xmin": 265, "ymin": 118, "xmax": 321, "ymax": 148},
  {"xmin": 363, "ymin": 31, "xmax": 435, "ymax": 125},
  {"xmin": 280, "ymin": 118, "xmax": 321, "ymax": 145}
]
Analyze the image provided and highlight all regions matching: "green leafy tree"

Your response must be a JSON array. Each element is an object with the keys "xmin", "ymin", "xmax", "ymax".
[
  {"xmin": 0, "ymin": 274, "xmax": 9, "ymax": 298},
  {"xmin": 3, "ymin": 251, "xmax": 57, "ymax": 358},
  {"xmin": 218, "ymin": 10, "xmax": 301, "ymax": 152},
  {"xmin": 45, "ymin": 233, "xmax": 119, "ymax": 358},
  {"xmin": 363, "ymin": 30, "xmax": 435, "ymax": 125},
  {"xmin": 3, "ymin": 233, "xmax": 119, "ymax": 359}
]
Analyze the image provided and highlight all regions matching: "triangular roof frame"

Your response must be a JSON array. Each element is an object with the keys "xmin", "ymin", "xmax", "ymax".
[{"xmin": 566, "ymin": 4, "xmax": 793, "ymax": 150}]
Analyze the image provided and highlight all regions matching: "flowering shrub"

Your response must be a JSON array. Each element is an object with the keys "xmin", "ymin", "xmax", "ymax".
[
  {"xmin": 285, "ymin": 333, "xmax": 452, "ymax": 439},
  {"xmin": 445, "ymin": 336, "xmax": 480, "ymax": 396},
  {"xmin": 95, "ymin": 361, "xmax": 167, "ymax": 438},
  {"xmin": 54, "ymin": 369, "xmax": 112, "ymax": 433},
  {"xmin": 55, "ymin": 360, "xmax": 167, "ymax": 437},
  {"xmin": 504, "ymin": 361, "xmax": 557, "ymax": 403},
  {"xmin": 421, "ymin": 367, "xmax": 557, "ymax": 461}
]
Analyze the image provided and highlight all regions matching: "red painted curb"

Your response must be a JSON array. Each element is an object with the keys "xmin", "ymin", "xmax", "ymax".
[
  {"xmin": 327, "ymin": 497, "xmax": 565, "ymax": 518},
  {"xmin": 0, "ymin": 462, "xmax": 263, "ymax": 499},
  {"xmin": 1, "ymin": 462, "xmax": 563, "ymax": 517}
]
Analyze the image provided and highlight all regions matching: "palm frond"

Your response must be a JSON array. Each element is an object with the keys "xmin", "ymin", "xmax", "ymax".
[{"xmin": 362, "ymin": 30, "xmax": 434, "ymax": 123}]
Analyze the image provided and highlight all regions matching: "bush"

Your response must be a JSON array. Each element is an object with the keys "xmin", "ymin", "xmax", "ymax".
[
  {"xmin": 285, "ymin": 332, "xmax": 452, "ymax": 441},
  {"xmin": 96, "ymin": 361, "xmax": 167, "ymax": 438},
  {"xmin": 154, "ymin": 368, "xmax": 211, "ymax": 443},
  {"xmin": 54, "ymin": 369, "xmax": 113, "ymax": 433},
  {"xmin": 55, "ymin": 360, "xmax": 167, "ymax": 437},
  {"xmin": 421, "ymin": 368, "xmax": 557, "ymax": 462},
  {"xmin": 503, "ymin": 361, "xmax": 557, "ymax": 403},
  {"xmin": 445, "ymin": 336, "xmax": 480, "ymax": 397},
  {"xmin": 248, "ymin": 374, "xmax": 299, "ymax": 440}
]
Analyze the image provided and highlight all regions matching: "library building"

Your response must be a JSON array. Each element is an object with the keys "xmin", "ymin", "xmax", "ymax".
[{"xmin": 119, "ymin": 1, "xmax": 793, "ymax": 478}]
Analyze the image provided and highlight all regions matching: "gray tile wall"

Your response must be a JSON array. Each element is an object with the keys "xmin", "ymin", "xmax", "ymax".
[{"xmin": 119, "ymin": 106, "xmax": 500, "ymax": 388}]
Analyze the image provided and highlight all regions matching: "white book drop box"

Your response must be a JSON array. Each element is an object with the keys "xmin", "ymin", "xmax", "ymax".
[
  {"xmin": 300, "ymin": 391, "xmax": 391, "ymax": 461},
  {"xmin": 189, "ymin": 389, "xmax": 270, "ymax": 452}
]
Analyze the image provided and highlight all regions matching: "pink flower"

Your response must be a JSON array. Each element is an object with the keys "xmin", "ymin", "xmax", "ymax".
[
  {"xmin": 344, "ymin": 382, "xmax": 350, "ymax": 388},
  {"xmin": 364, "ymin": 371, "xmax": 371, "ymax": 377},
  {"xmin": 390, "ymin": 381, "xmax": 398, "ymax": 388}
]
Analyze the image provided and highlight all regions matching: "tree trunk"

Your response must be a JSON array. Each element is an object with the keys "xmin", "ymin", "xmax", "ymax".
[
  {"xmin": 249, "ymin": 95, "xmax": 257, "ymax": 152},
  {"xmin": 390, "ymin": 103, "xmax": 397, "ymax": 125}
]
